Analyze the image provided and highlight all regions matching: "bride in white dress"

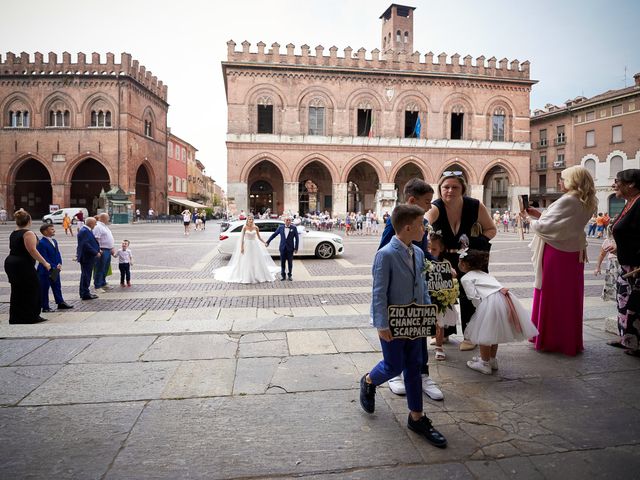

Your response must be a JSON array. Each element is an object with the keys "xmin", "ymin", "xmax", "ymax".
[{"xmin": 215, "ymin": 215, "xmax": 280, "ymax": 283}]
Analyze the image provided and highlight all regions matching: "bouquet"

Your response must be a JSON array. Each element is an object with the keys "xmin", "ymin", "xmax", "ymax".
[{"xmin": 423, "ymin": 259, "xmax": 459, "ymax": 315}]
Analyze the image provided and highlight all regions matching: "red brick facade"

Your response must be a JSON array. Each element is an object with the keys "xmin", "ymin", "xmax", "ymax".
[
  {"xmin": 0, "ymin": 52, "xmax": 168, "ymax": 218},
  {"xmin": 222, "ymin": 4, "xmax": 535, "ymax": 217}
]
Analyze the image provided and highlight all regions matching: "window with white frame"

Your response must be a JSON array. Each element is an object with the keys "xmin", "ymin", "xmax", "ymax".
[
  {"xmin": 48, "ymin": 109, "xmax": 70, "ymax": 127},
  {"xmin": 308, "ymin": 105, "xmax": 325, "ymax": 136},
  {"xmin": 584, "ymin": 158, "xmax": 596, "ymax": 178},
  {"xmin": 612, "ymin": 125, "xmax": 622, "ymax": 143},
  {"xmin": 9, "ymin": 110, "xmax": 30, "ymax": 127},
  {"xmin": 182, "ymin": 148, "xmax": 187, "ymax": 161},
  {"xmin": 586, "ymin": 130, "xmax": 595, "ymax": 147},
  {"xmin": 610, "ymin": 155, "xmax": 623, "ymax": 178},
  {"xmin": 491, "ymin": 108, "xmax": 506, "ymax": 141},
  {"xmin": 167, "ymin": 175, "xmax": 174, "ymax": 192}
]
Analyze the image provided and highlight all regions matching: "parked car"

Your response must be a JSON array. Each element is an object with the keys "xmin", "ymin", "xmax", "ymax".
[
  {"xmin": 43, "ymin": 208, "xmax": 89, "ymax": 225},
  {"xmin": 217, "ymin": 220, "xmax": 344, "ymax": 259}
]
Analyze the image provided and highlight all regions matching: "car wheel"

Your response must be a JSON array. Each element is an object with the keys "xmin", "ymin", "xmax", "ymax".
[
  {"xmin": 315, "ymin": 242, "xmax": 335, "ymax": 259},
  {"xmin": 43, "ymin": 219, "xmax": 53, "ymax": 224}
]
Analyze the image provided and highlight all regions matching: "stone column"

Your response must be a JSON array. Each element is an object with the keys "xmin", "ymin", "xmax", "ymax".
[
  {"xmin": 332, "ymin": 182, "xmax": 347, "ymax": 218},
  {"xmin": 283, "ymin": 182, "xmax": 299, "ymax": 216},
  {"xmin": 51, "ymin": 182, "xmax": 66, "ymax": 209},
  {"xmin": 469, "ymin": 184, "xmax": 484, "ymax": 203},
  {"xmin": 375, "ymin": 183, "xmax": 397, "ymax": 217},
  {"xmin": 226, "ymin": 182, "xmax": 247, "ymax": 215}
]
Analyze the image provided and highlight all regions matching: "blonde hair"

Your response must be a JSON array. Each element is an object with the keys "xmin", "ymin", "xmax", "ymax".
[{"xmin": 562, "ymin": 166, "xmax": 597, "ymax": 213}]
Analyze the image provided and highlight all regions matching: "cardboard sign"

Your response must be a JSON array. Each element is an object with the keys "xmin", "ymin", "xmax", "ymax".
[
  {"xmin": 388, "ymin": 302, "xmax": 437, "ymax": 339},
  {"xmin": 427, "ymin": 261, "xmax": 455, "ymax": 292}
]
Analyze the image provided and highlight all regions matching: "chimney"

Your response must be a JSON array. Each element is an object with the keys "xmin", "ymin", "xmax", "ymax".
[{"xmin": 635, "ymin": 73, "xmax": 640, "ymax": 87}]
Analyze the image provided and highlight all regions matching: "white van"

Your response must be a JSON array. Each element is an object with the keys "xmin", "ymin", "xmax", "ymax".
[{"xmin": 43, "ymin": 208, "xmax": 89, "ymax": 225}]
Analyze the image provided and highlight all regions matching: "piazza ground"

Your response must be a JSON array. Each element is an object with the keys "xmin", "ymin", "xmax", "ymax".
[{"xmin": 1, "ymin": 221, "xmax": 639, "ymax": 479}]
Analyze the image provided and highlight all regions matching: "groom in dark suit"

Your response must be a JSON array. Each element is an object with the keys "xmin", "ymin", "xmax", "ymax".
[
  {"xmin": 76, "ymin": 217, "xmax": 101, "ymax": 300},
  {"xmin": 266, "ymin": 217, "xmax": 299, "ymax": 281}
]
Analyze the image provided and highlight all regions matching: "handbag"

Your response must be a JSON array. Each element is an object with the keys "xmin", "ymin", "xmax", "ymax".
[{"xmin": 469, "ymin": 221, "xmax": 492, "ymax": 252}]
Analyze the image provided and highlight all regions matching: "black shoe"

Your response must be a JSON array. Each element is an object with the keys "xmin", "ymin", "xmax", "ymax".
[
  {"xmin": 287, "ymin": 275, "xmax": 293, "ymax": 281},
  {"xmin": 9, "ymin": 316, "xmax": 48, "ymax": 325},
  {"xmin": 42, "ymin": 308, "xmax": 53, "ymax": 313},
  {"xmin": 281, "ymin": 276, "xmax": 286, "ymax": 281},
  {"xmin": 407, "ymin": 415, "xmax": 447, "ymax": 448},
  {"xmin": 81, "ymin": 294, "xmax": 98, "ymax": 300},
  {"xmin": 359, "ymin": 374, "xmax": 376, "ymax": 414},
  {"xmin": 57, "ymin": 302, "xmax": 74, "ymax": 309}
]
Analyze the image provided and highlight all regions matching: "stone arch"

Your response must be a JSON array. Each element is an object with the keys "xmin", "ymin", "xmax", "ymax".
[
  {"xmin": 297, "ymin": 161, "xmax": 334, "ymax": 214},
  {"xmin": 605, "ymin": 149, "xmax": 628, "ymax": 164},
  {"xmin": 41, "ymin": 91, "xmax": 79, "ymax": 116},
  {"xmin": 389, "ymin": 156, "xmax": 433, "ymax": 184},
  {"xmin": 240, "ymin": 152, "xmax": 290, "ymax": 183},
  {"xmin": 345, "ymin": 161, "xmax": 380, "ymax": 214},
  {"xmin": 142, "ymin": 106, "xmax": 156, "ymax": 137},
  {"xmin": 582, "ymin": 156, "xmax": 597, "ymax": 180},
  {"xmin": 345, "ymin": 88, "xmax": 385, "ymax": 137},
  {"xmin": 391, "ymin": 91, "xmax": 431, "ymax": 138},
  {"xmin": 135, "ymin": 162, "xmax": 154, "ymax": 213},
  {"xmin": 1, "ymin": 93, "xmax": 36, "ymax": 127},
  {"xmin": 483, "ymin": 96, "xmax": 516, "ymax": 142},
  {"xmin": 392, "ymin": 160, "xmax": 427, "ymax": 203},
  {"xmin": 297, "ymin": 86, "xmax": 337, "ymax": 136},
  {"xmin": 245, "ymin": 84, "xmax": 286, "ymax": 135},
  {"xmin": 479, "ymin": 159, "xmax": 520, "ymax": 186},
  {"xmin": 481, "ymin": 161, "xmax": 515, "ymax": 210},
  {"xmin": 68, "ymin": 156, "xmax": 112, "ymax": 214},
  {"xmin": 64, "ymin": 153, "xmax": 115, "ymax": 185},
  {"xmin": 440, "ymin": 93, "xmax": 477, "ymax": 140},
  {"xmin": 12, "ymin": 157, "xmax": 53, "ymax": 218},
  {"xmin": 247, "ymin": 159, "xmax": 285, "ymax": 215},
  {"xmin": 292, "ymin": 153, "xmax": 339, "ymax": 184},
  {"xmin": 6, "ymin": 152, "xmax": 55, "ymax": 185},
  {"xmin": 341, "ymin": 154, "xmax": 386, "ymax": 183},
  {"xmin": 439, "ymin": 157, "xmax": 477, "ymax": 184}
]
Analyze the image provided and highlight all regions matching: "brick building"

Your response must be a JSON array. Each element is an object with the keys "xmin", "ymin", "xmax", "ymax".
[
  {"xmin": 222, "ymin": 4, "xmax": 535, "ymax": 217},
  {"xmin": 530, "ymin": 74, "xmax": 640, "ymax": 213},
  {"xmin": 0, "ymin": 51, "xmax": 168, "ymax": 218}
]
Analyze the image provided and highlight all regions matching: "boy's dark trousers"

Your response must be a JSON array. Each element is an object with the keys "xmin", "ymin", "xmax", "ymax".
[
  {"xmin": 39, "ymin": 272, "xmax": 64, "ymax": 309},
  {"xmin": 119, "ymin": 263, "xmax": 131, "ymax": 284}
]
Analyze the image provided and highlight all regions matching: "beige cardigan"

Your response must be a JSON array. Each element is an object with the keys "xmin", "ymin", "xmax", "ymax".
[{"xmin": 529, "ymin": 194, "xmax": 591, "ymax": 289}]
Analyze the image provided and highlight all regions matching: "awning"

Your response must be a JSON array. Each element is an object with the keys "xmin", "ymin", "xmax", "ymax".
[{"xmin": 168, "ymin": 196, "xmax": 209, "ymax": 209}]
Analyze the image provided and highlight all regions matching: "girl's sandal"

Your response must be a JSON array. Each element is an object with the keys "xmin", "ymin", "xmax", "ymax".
[{"xmin": 435, "ymin": 347, "xmax": 446, "ymax": 361}]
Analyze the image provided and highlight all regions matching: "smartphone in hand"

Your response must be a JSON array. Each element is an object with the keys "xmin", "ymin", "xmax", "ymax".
[{"xmin": 519, "ymin": 194, "xmax": 529, "ymax": 211}]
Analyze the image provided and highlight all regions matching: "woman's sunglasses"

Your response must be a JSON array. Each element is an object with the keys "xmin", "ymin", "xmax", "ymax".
[{"xmin": 442, "ymin": 171, "xmax": 464, "ymax": 177}]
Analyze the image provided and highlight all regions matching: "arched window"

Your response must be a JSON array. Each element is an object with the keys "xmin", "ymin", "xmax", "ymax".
[
  {"xmin": 396, "ymin": 30, "xmax": 401, "ymax": 42},
  {"xmin": 144, "ymin": 120, "xmax": 153, "ymax": 137},
  {"xmin": 404, "ymin": 31, "xmax": 409, "ymax": 43},
  {"xmin": 584, "ymin": 158, "xmax": 596, "ymax": 179},
  {"xmin": 450, "ymin": 105, "xmax": 465, "ymax": 140},
  {"xmin": 308, "ymin": 97, "xmax": 325, "ymax": 136},
  {"xmin": 48, "ymin": 109, "xmax": 69, "ymax": 127},
  {"xmin": 404, "ymin": 102, "xmax": 421, "ymax": 138},
  {"xmin": 9, "ymin": 110, "xmax": 30, "ymax": 128},
  {"xmin": 90, "ymin": 109, "xmax": 112, "ymax": 127},
  {"xmin": 610, "ymin": 155, "xmax": 623, "ymax": 178},
  {"xmin": 257, "ymin": 96, "xmax": 273, "ymax": 134},
  {"xmin": 492, "ymin": 107, "xmax": 506, "ymax": 141}
]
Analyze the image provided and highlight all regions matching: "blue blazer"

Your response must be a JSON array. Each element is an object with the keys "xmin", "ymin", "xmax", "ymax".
[
  {"xmin": 371, "ymin": 236, "xmax": 431, "ymax": 329},
  {"xmin": 36, "ymin": 237, "xmax": 62, "ymax": 274},
  {"xmin": 76, "ymin": 226, "xmax": 100, "ymax": 264},
  {"xmin": 378, "ymin": 216, "xmax": 433, "ymax": 258},
  {"xmin": 267, "ymin": 225, "xmax": 299, "ymax": 253}
]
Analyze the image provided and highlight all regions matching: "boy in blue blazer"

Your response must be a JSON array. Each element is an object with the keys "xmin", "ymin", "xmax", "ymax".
[
  {"xmin": 37, "ymin": 224, "xmax": 73, "ymax": 312},
  {"xmin": 360, "ymin": 204, "xmax": 447, "ymax": 448}
]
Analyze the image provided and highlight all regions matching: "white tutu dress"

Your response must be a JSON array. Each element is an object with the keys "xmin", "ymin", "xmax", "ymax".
[
  {"xmin": 436, "ymin": 307, "xmax": 458, "ymax": 328},
  {"xmin": 461, "ymin": 270, "xmax": 538, "ymax": 345},
  {"xmin": 214, "ymin": 229, "xmax": 280, "ymax": 283}
]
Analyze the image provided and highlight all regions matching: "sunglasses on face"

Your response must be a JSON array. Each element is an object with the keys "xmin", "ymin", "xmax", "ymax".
[{"xmin": 442, "ymin": 171, "xmax": 463, "ymax": 178}]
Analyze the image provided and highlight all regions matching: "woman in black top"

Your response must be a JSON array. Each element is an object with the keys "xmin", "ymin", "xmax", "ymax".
[
  {"xmin": 608, "ymin": 169, "xmax": 640, "ymax": 355},
  {"xmin": 426, "ymin": 172, "xmax": 496, "ymax": 349},
  {"xmin": 4, "ymin": 209, "xmax": 52, "ymax": 324}
]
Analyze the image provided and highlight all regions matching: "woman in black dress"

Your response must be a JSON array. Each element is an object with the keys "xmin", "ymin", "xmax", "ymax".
[
  {"xmin": 425, "ymin": 172, "xmax": 496, "ymax": 350},
  {"xmin": 4, "ymin": 209, "xmax": 52, "ymax": 324},
  {"xmin": 607, "ymin": 169, "xmax": 640, "ymax": 355}
]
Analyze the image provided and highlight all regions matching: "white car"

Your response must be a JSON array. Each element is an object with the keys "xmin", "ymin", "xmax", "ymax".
[
  {"xmin": 43, "ymin": 207, "xmax": 89, "ymax": 224},
  {"xmin": 217, "ymin": 220, "xmax": 344, "ymax": 259}
]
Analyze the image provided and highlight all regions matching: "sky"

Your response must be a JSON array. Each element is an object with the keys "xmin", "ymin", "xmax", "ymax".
[{"xmin": 3, "ymin": 0, "xmax": 639, "ymax": 189}]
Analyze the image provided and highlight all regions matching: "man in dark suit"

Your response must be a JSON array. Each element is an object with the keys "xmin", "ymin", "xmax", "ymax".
[
  {"xmin": 266, "ymin": 217, "xmax": 299, "ymax": 281},
  {"xmin": 76, "ymin": 217, "xmax": 101, "ymax": 300},
  {"xmin": 37, "ymin": 224, "xmax": 74, "ymax": 312}
]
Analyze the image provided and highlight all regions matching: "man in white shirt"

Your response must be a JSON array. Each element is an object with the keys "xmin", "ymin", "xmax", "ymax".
[{"xmin": 93, "ymin": 213, "xmax": 116, "ymax": 291}]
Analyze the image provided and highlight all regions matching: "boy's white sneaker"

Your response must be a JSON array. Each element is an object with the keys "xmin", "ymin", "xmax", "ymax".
[
  {"xmin": 422, "ymin": 375, "xmax": 444, "ymax": 400},
  {"xmin": 472, "ymin": 356, "xmax": 498, "ymax": 371},
  {"xmin": 467, "ymin": 358, "xmax": 492, "ymax": 375},
  {"xmin": 388, "ymin": 375, "xmax": 406, "ymax": 395}
]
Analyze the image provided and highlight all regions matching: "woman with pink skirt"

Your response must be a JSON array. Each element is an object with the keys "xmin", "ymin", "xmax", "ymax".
[{"xmin": 524, "ymin": 166, "xmax": 597, "ymax": 356}]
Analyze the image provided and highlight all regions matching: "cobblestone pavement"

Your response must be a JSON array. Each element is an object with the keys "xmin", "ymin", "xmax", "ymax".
[{"xmin": 1, "ymin": 222, "xmax": 639, "ymax": 479}]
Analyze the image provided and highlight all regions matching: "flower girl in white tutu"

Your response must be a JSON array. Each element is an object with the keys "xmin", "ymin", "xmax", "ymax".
[{"xmin": 458, "ymin": 249, "xmax": 539, "ymax": 375}]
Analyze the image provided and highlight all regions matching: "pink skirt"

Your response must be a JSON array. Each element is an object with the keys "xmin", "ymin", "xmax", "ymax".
[{"xmin": 531, "ymin": 243, "xmax": 584, "ymax": 356}]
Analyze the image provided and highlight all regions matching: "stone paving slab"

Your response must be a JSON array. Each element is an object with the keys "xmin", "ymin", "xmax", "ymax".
[
  {"xmin": 20, "ymin": 361, "xmax": 180, "ymax": 405},
  {"xmin": 327, "ymin": 329, "xmax": 376, "ymax": 353},
  {"xmin": 161, "ymin": 359, "xmax": 236, "ymax": 398},
  {"xmin": 70, "ymin": 335, "xmax": 157, "ymax": 363},
  {"xmin": 238, "ymin": 333, "xmax": 289, "ymax": 357},
  {"xmin": 0, "ymin": 365, "xmax": 62, "ymax": 405},
  {"xmin": 232, "ymin": 314, "xmax": 367, "ymax": 333},
  {"xmin": 0, "ymin": 402, "xmax": 145, "ymax": 480},
  {"xmin": 287, "ymin": 330, "xmax": 337, "ymax": 355},
  {"xmin": 279, "ymin": 463, "xmax": 474, "ymax": 479},
  {"xmin": 0, "ymin": 338, "xmax": 48, "ymax": 365},
  {"xmin": 12, "ymin": 338, "xmax": 96, "ymax": 366},
  {"xmin": 268, "ymin": 354, "xmax": 358, "ymax": 393},
  {"xmin": 233, "ymin": 357, "xmax": 282, "ymax": 395},
  {"xmin": 140, "ymin": 334, "xmax": 238, "ymax": 361},
  {"xmin": 103, "ymin": 392, "xmax": 423, "ymax": 480}
]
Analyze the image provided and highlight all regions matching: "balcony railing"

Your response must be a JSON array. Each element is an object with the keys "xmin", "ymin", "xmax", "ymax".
[
  {"xmin": 536, "ymin": 140, "xmax": 548, "ymax": 148},
  {"xmin": 552, "ymin": 161, "xmax": 565, "ymax": 169},
  {"xmin": 554, "ymin": 136, "xmax": 566, "ymax": 146},
  {"xmin": 536, "ymin": 163, "xmax": 548, "ymax": 171}
]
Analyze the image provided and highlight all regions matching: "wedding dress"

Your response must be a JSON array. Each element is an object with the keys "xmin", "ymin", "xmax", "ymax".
[{"xmin": 215, "ymin": 229, "xmax": 280, "ymax": 283}]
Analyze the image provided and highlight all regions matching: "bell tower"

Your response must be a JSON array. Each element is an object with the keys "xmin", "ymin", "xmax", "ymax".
[{"xmin": 380, "ymin": 4, "xmax": 416, "ymax": 53}]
